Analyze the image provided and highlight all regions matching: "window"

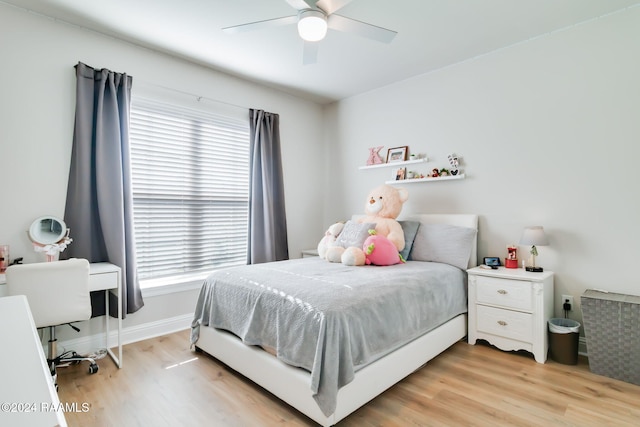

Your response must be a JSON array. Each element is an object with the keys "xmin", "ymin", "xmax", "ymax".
[{"xmin": 130, "ymin": 97, "xmax": 250, "ymax": 286}]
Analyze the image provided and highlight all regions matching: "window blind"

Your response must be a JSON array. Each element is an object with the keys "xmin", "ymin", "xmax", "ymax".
[{"xmin": 130, "ymin": 97, "xmax": 250, "ymax": 281}]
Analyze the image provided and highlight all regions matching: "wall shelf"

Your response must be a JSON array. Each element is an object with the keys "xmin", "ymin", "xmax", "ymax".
[
  {"xmin": 385, "ymin": 174, "xmax": 465, "ymax": 185},
  {"xmin": 358, "ymin": 158, "xmax": 427, "ymax": 170},
  {"xmin": 360, "ymin": 157, "xmax": 464, "ymax": 185}
]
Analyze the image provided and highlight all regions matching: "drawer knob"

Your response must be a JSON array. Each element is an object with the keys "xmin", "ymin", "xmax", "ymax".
[
  {"xmin": 497, "ymin": 320, "xmax": 508, "ymax": 326},
  {"xmin": 497, "ymin": 289, "xmax": 508, "ymax": 295}
]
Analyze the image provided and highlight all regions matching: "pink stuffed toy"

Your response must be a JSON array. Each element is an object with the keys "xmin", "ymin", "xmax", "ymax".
[{"xmin": 363, "ymin": 230, "xmax": 404, "ymax": 266}]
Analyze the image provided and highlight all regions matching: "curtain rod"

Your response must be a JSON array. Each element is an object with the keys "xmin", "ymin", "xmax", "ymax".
[{"xmin": 134, "ymin": 79, "xmax": 249, "ymax": 114}]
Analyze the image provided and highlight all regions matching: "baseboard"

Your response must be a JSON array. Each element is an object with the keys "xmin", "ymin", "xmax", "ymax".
[
  {"xmin": 53, "ymin": 317, "xmax": 592, "ymax": 361},
  {"xmin": 53, "ymin": 313, "xmax": 193, "ymax": 357},
  {"xmin": 579, "ymin": 336, "xmax": 588, "ymax": 357}
]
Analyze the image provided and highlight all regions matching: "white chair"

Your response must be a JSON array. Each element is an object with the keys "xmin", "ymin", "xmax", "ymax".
[{"xmin": 5, "ymin": 258, "xmax": 99, "ymax": 386}]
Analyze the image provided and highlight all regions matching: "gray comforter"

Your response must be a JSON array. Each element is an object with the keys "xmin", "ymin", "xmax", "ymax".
[{"xmin": 190, "ymin": 258, "xmax": 467, "ymax": 416}]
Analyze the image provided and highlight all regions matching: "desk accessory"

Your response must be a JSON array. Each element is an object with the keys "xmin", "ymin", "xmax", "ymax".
[
  {"xmin": 27, "ymin": 216, "xmax": 73, "ymax": 262},
  {"xmin": 0, "ymin": 245, "xmax": 8, "ymax": 272}
]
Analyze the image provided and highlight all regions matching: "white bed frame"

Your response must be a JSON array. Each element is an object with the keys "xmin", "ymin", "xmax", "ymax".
[{"xmin": 194, "ymin": 214, "xmax": 478, "ymax": 426}]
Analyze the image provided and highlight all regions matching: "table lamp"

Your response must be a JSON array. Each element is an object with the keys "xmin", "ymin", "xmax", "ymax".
[{"xmin": 519, "ymin": 226, "xmax": 548, "ymax": 272}]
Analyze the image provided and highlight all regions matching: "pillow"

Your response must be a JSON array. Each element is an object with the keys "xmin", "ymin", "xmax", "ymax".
[
  {"xmin": 335, "ymin": 220, "xmax": 376, "ymax": 249},
  {"xmin": 409, "ymin": 223, "xmax": 477, "ymax": 270},
  {"xmin": 398, "ymin": 220, "xmax": 420, "ymax": 260}
]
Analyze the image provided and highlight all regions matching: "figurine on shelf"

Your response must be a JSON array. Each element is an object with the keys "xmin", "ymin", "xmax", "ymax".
[
  {"xmin": 366, "ymin": 146, "xmax": 384, "ymax": 166},
  {"xmin": 439, "ymin": 168, "xmax": 450, "ymax": 176},
  {"xmin": 448, "ymin": 154, "xmax": 460, "ymax": 176},
  {"xmin": 430, "ymin": 168, "xmax": 440, "ymax": 177}
]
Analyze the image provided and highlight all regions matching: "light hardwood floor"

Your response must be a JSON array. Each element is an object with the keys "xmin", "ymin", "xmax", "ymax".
[{"xmin": 57, "ymin": 330, "xmax": 640, "ymax": 426}]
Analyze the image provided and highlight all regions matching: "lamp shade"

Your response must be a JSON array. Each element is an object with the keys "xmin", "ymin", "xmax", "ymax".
[
  {"xmin": 519, "ymin": 226, "xmax": 549, "ymax": 246},
  {"xmin": 298, "ymin": 9, "xmax": 328, "ymax": 42}
]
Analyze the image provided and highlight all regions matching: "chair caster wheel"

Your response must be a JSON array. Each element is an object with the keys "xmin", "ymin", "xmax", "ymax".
[{"xmin": 89, "ymin": 364, "xmax": 99, "ymax": 374}]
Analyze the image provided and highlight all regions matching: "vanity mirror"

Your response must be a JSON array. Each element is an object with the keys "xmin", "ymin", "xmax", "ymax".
[
  {"xmin": 29, "ymin": 216, "xmax": 68, "ymax": 245},
  {"xmin": 28, "ymin": 216, "xmax": 72, "ymax": 261}
]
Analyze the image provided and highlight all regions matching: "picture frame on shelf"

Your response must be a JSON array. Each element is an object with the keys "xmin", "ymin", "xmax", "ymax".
[
  {"xmin": 386, "ymin": 146, "xmax": 408, "ymax": 163},
  {"xmin": 393, "ymin": 167, "xmax": 406, "ymax": 181}
]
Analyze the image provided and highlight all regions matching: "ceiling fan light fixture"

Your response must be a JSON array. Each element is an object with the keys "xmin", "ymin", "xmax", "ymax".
[{"xmin": 297, "ymin": 9, "xmax": 327, "ymax": 42}]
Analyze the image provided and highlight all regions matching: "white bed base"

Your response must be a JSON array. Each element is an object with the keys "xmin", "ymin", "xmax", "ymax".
[
  {"xmin": 194, "ymin": 214, "xmax": 478, "ymax": 426},
  {"xmin": 196, "ymin": 313, "xmax": 467, "ymax": 426}
]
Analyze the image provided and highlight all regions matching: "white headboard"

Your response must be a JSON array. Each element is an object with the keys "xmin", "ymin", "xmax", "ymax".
[{"xmin": 404, "ymin": 214, "xmax": 479, "ymax": 269}]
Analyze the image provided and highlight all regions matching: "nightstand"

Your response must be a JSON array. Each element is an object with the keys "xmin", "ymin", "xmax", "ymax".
[
  {"xmin": 301, "ymin": 249, "xmax": 319, "ymax": 258},
  {"xmin": 467, "ymin": 266, "xmax": 554, "ymax": 363}
]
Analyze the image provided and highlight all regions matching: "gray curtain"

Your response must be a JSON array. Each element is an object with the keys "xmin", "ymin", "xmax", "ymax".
[
  {"xmin": 63, "ymin": 62, "xmax": 143, "ymax": 317},
  {"xmin": 248, "ymin": 109, "xmax": 289, "ymax": 264}
]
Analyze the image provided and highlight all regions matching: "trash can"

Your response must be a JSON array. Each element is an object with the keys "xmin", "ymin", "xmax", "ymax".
[{"xmin": 548, "ymin": 318, "xmax": 580, "ymax": 365}]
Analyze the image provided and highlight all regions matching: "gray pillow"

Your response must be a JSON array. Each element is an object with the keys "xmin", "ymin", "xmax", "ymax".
[
  {"xmin": 335, "ymin": 220, "xmax": 376, "ymax": 249},
  {"xmin": 409, "ymin": 223, "xmax": 477, "ymax": 270},
  {"xmin": 398, "ymin": 220, "xmax": 420, "ymax": 260}
]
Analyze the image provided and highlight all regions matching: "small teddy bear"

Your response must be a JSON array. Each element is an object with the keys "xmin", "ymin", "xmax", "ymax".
[{"xmin": 317, "ymin": 221, "xmax": 345, "ymax": 260}]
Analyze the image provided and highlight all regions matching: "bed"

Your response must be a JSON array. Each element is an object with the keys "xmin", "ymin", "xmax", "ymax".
[{"xmin": 191, "ymin": 214, "xmax": 478, "ymax": 426}]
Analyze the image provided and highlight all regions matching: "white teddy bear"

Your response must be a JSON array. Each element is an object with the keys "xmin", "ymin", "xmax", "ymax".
[{"xmin": 316, "ymin": 222, "xmax": 345, "ymax": 260}]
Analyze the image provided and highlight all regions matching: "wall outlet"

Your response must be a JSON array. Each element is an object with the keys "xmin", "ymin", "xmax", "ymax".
[{"xmin": 562, "ymin": 295, "xmax": 574, "ymax": 311}]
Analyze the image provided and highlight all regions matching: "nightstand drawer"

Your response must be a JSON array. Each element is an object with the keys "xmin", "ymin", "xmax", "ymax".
[
  {"xmin": 476, "ymin": 276, "xmax": 532, "ymax": 311},
  {"xmin": 477, "ymin": 305, "xmax": 533, "ymax": 342}
]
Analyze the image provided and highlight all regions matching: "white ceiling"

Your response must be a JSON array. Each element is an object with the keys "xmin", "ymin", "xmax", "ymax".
[{"xmin": 5, "ymin": 0, "xmax": 639, "ymax": 104}]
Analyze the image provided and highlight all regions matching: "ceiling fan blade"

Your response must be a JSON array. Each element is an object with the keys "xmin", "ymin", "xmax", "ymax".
[
  {"xmin": 316, "ymin": 0, "xmax": 353, "ymax": 15},
  {"xmin": 285, "ymin": 0, "xmax": 318, "ymax": 10},
  {"xmin": 328, "ymin": 14, "xmax": 397, "ymax": 43},
  {"xmin": 223, "ymin": 15, "xmax": 297, "ymax": 34},
  {"xmin": 302, "ymin": 41, "xmax": 319, "ymax": 65}
]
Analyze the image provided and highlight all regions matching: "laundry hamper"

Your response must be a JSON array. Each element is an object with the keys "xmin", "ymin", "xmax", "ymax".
[{"xmin": 581, "ymin": 289, "xmax": 640, "ymax": 385}]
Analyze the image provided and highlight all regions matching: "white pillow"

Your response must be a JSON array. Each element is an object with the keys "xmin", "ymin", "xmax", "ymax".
[{"xmin": 409, "ymin": 223, "xmax": 477, "ymax": 270}]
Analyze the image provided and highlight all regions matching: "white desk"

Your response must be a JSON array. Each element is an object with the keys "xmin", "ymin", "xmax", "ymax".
[
  {"xmin": 0, "ymin": 262, "xmax": 123, "ymax": 369},
  {"xmin": 0, "ymin": 295, "xmax": 68, "ymax": 427},
  {"xmin": 89, "ymin": 262, "xmax": 123, "ymax": 369}
]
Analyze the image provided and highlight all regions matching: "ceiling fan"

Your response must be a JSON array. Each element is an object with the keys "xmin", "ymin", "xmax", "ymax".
[{"xmin": 222, "ymin": 0, "xmax": 397, "ymax": 65}]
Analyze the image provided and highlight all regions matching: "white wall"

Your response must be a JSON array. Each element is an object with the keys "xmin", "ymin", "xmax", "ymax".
[
  {"xmin": 3, "ymin": 2, "xmax": 639, "ymax": 348},
  {"xmin": 0, "ymin": 4, "xmax": 325, "ymax": 341},
  {"xmin": 324, "ymin": 7, "xmax": 640, "ymax": 327}
]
